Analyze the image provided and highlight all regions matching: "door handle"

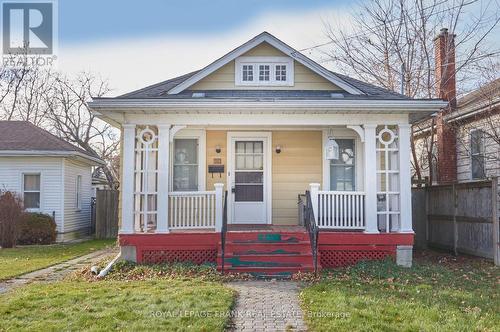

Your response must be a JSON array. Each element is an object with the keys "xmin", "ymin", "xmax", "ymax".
[{"xmin": 231, "ymin": 187, "xmax": 235, "ymax": 193}]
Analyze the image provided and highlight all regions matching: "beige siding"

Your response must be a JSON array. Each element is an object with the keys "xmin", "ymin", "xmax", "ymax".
[
  {"xmin": 189, "ymin": 42, "xmax": 341, "ymax": 91},
  {"xmin": 272, "ymin": 131, "xmax": 322, "ymax": 225},
  {"xmin": 206, "ymin": 130, "xmax": 228, "ymax": 190}
]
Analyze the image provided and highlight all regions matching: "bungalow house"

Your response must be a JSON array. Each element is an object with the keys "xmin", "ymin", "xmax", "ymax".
[
  {"xmin": 0, "ymin": 121, "xmax": 104, "ymax": 242},
  {"xmin": 89, "ymin": 32, "xmax": 446, "ymax": 275}
]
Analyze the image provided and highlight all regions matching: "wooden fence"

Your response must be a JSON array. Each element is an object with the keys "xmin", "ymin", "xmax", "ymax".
[
  {"xmin": 412, "ymin": 178, "xmax": 499, "ymax": 265},
  {"xmin": 94, "ymin": 189, "xmax": 119, "ymax": 239}
]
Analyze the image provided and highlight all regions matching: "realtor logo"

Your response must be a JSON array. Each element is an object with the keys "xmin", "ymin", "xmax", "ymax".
[{"xmin": 1, "ymin": 0, "xmax": 57, "ymax": 67}]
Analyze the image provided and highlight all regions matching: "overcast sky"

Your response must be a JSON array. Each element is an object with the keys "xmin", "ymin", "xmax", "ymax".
[
  {"xmin": 57, "ymin": 0, "xmax": 356, "ymax": 95},
  {"xmin": 56, "ymin": 0, "xmax": 499, "ymax": 96}
]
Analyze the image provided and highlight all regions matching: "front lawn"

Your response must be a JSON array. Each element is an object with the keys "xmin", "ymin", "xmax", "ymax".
[
  {"xmin": 0, "ymin": 279, "xmax": 233, "ymax": 331},
  {"xmin": 0, "ymin": 239, "xmax": 116, "ymax": 280},
  {"xmin": 0, "ymin": 263, "xmax": 234, "ymax": 331},
  {"xmin": 301, "ymin": 251, "xmax": 499, "ymax": 331}
]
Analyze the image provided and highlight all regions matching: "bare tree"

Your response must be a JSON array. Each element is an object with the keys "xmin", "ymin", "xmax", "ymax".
[
  {"xmin": 321, "ymin": 0, "xmax": 499, "ymax": 182},
  {"xmin": 45, "ymin": 72, "xmax": 120, "ymax": 187}
]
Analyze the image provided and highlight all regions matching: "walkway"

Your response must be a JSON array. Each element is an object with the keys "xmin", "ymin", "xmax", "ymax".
[
  {"xmin": 0, "ymin": 248, "xmax": 116, "ymax": 294},
  {"xmin": 227, "ymin": 280, "xmax": 307, "ymax": 332}
]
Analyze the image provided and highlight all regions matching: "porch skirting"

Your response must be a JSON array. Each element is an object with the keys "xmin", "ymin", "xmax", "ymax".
[{"xmin": 118, "ymin": 231, "xmax": 414, "ymax": 270}]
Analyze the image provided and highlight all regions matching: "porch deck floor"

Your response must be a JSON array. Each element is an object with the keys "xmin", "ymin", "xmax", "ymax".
[{"xmin": 227, "ymin": 225, "xmax": 306, "ymax": 232}]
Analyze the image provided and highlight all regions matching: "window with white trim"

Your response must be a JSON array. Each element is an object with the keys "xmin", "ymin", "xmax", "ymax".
[
  {"xmin": 242, "ymin": 65, "xmax": 253, "ymax": 82},
  {"xmin": 471, "ymin": 129, "xmax": 485, "ymax": 179},
  {"xmin": 258, "ymin": 65, "xmax": 270, "ymax": 81},
  {"xmin": 275, "ymin": 64, "xmax": 287, "ymax": 81},
  {"xmin": 173, "ymin": 139, "xmax": 199, "ymax": 191},
  {"xmin": 76, "ymin": 175, "xmax": 82, "ymax": 210},
  {"xmin": 235, "ymin": 56, "xmax": 293, "ymax": 86},
  {"xmin": 23, "ymin": 173, "xmax": 40, "ymax": 210},
  {"xmin": 330, "ymin": 139, "xmax": 355, "ymax": 191}
]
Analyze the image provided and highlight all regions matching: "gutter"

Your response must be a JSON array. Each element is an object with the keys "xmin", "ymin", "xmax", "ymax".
[
  {"xmin": 88, "ymin": 98, "xmax": 448, "ymax": 112},
  {"xmin": 0, "ymin": 150, "xmax": 105, "ymax": 165}
]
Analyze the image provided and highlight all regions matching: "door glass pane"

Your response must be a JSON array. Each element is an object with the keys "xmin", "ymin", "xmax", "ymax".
[
  {"xmin": 234, "ymin": 140, "xmax": 264, "ymax": 202},
  {"xmin": 235, "ymin": 184, "xmax": 263, "ymax": 202}
]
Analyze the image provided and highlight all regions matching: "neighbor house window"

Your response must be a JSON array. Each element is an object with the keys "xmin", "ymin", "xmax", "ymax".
[
  {"xmin": 330, "ymin": 139, "xmax": 355, "ymax": 191},
  {"xmin": 471, "ymin": 129, "xmax": 485, "ymax": 179},
  {"xmin": 242, "ymin": 65, "xmax": 253, "ymax": 82},
  {"xmin": 173, "ymin": 138, "xmax": 199, "ymax": 191},
  {"xmin": 76, "ymin": 175, "xmax": 82, "ymax": 209},
  {"xmin": 23, "ymin": 173, "xmax": 40, "ymax": 210},
  {"xmin": 259, "ymin": 65, "xmax": 270, "ymax": 81}
]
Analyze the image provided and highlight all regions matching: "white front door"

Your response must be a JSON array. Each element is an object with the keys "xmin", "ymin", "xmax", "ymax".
[{"xmin": 228, "ymin": 132, "xmax": 271, "ymax": 224}]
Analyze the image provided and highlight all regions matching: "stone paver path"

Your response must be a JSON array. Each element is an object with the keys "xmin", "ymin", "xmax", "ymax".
[
  {"xmin": 0, "ymin": 247, "xmax": 116, "ymax": 294},
  {"xmin": 227, "ymin": 280, "xmax": 307, "ymax": 332}
]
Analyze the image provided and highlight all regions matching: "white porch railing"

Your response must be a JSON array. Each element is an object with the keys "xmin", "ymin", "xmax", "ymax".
[
  {"xmin": 168, "ymin": 191, "xmax": 216, "ymax": 229},
  {"xmin": 168, "ymin": 184, "xmax": 224, "ymax": 231},
  {"xmin": 316, "ymin": 190, "xmax": 366, "ymax": 229}
]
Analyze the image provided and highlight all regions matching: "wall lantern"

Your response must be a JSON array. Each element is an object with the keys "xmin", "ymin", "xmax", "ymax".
[
  {"xmin": 275, "ymin": 145, "xmax": 282, "ymax": 154},
  {"xmin": 215, "ymin": 145, "xmax": 221, "ymax": 154},
  {"xmin": 325, "ymin": 129, "xmax": 339, "ymax": 160}
]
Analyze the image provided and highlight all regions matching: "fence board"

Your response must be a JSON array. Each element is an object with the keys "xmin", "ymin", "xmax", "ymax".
[
  {"xmin": 412, "ymin": 179, "xmax": 498, "ymax": 261},
  {"xmin": 95, "ymin": 189, "xmax": 119, "ymax": 239}
]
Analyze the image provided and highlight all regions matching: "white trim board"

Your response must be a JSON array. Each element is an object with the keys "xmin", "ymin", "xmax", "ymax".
[
  {"xmin": 226, "ymin": 131, "xmax": 272, "ymax": 225},
  {"xmin": 167, "ymin": 32, "xmax": 364, "ymax": 95}
]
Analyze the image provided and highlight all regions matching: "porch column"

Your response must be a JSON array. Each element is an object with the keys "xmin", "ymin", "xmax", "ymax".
[
  {"xmin": 363, "ymin": 124, "xmax": 379, "ymax": 233},
  {"xmin": 214, "ymin": 183, "xmax": 224, "ymax": 232},
  {"xmin": 156, "ymin": 124, "xmax": 171, "ymax": 233},
  {"xmin": 309, "ymin": 183, "xmax": 320, "ymax": 223},
  {"xmin": 121, "ymin": 124, "xmax": 136, "ymax": 234},
  {"xmin": 398, "ymin": 124, "xmax": 413, "ymax": 233}
]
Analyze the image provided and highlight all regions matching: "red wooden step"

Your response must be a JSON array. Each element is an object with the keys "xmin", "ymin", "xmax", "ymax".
[
  {"xmin": 217, "ymin": 253, "xmax": 313, "ymax": 266},
  {"xmin": 222, "ymin": 241, "xmax": 312, "ymax": 254},
  {"xmin": 225, "ymin": 232, "xmax": 309, "ymax": 243}
]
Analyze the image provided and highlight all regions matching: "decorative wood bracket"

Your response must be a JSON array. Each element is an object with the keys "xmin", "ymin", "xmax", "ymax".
[
  {"xmin": 169, "ymin": 125, "xmax": 187, "ymax": 142},
  {"xmin": 347, "ymin": 125, "xmax": 365, "ymax": 142}
]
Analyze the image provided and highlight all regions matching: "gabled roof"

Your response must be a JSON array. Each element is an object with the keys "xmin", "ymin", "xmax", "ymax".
[
  {"xmin": 166, "ymin": 32, "xmax": 364, "ymax": 95},
  {"xmin": 118, "ymin": 68, "xmax": 407, "ymax": 100},
  {"xmin": 0, "ymin": 121, "xmax": 104, "ymax": 164}
]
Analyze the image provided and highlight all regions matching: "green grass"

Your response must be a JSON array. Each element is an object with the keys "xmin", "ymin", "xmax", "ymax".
[
  {"xmin": 300, "ymin": 253, "xmax": 499, "ymax": 331},
  {"xmin": 0, "ymin": 239, "xmax": 116, "ymax": 280},
  {"xmin": 0, "ymin": 279, "xmax": 234, "ymax": 331}
]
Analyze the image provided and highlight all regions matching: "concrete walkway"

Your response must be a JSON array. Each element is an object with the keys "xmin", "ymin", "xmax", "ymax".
[
  {"xmin": 0, "ymin": 248, "xmax": 116, "ymax": 294},
  {"xmin": 227, "ymin": 280, "xmax": 307, "ymax": 332}
]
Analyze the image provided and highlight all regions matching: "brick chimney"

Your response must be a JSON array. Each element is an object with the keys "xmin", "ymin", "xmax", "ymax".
[{"xmin": 434, "ymin": 28, "xmax": 457, "ymax": 183}]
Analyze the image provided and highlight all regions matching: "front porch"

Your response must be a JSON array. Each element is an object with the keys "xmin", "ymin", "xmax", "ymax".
[{"xmin": 118, "ymin": 121, "xmax": 415, "ymax": 271}]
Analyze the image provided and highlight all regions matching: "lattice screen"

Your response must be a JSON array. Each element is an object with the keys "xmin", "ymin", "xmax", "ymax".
[
  {"xmin": 134, "ymin": 126, "xmax": 159, "ymax": 232},
  {"xmin": 376, "ymin": 125, "xmax": 401, "ymax": 232}
]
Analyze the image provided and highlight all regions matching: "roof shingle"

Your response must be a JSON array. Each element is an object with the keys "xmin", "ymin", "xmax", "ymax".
[{"xmin": 0, "ymin": 121, "xmax": 100, "ymax": 160}]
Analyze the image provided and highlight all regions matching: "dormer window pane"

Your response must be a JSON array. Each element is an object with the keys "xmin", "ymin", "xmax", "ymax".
[
  {"xmin": 259, "ymin": 65, "xmax": 270, "ymax": 81},
  {"xmin": 275, "ymin": 65, "xmax": 287, "ymax": 81},
  {"xmin": 242, "ymin": 65, "xmax": 253, "ymax": 81}
]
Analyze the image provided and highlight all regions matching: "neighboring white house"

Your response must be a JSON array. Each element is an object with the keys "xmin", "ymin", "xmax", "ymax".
[{"xmin": 0, "ymin": 121, "xmax": 104, "ymax": 242}]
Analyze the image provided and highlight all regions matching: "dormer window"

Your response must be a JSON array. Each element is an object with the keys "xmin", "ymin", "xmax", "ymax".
[
  {"xmin": 259, "ymin": 65, "xmax": 270, "ymax": 81},
  {"xmin": 275, "ymin": 65, "xmax": 287, "ymax": 81},
  {"xmin": 242, "ymin": 65, "xmax": 253, "ymax": 82},
  {"xmin": 236, "ymin": 56, "xmax": 293, "ymax": 86}
]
